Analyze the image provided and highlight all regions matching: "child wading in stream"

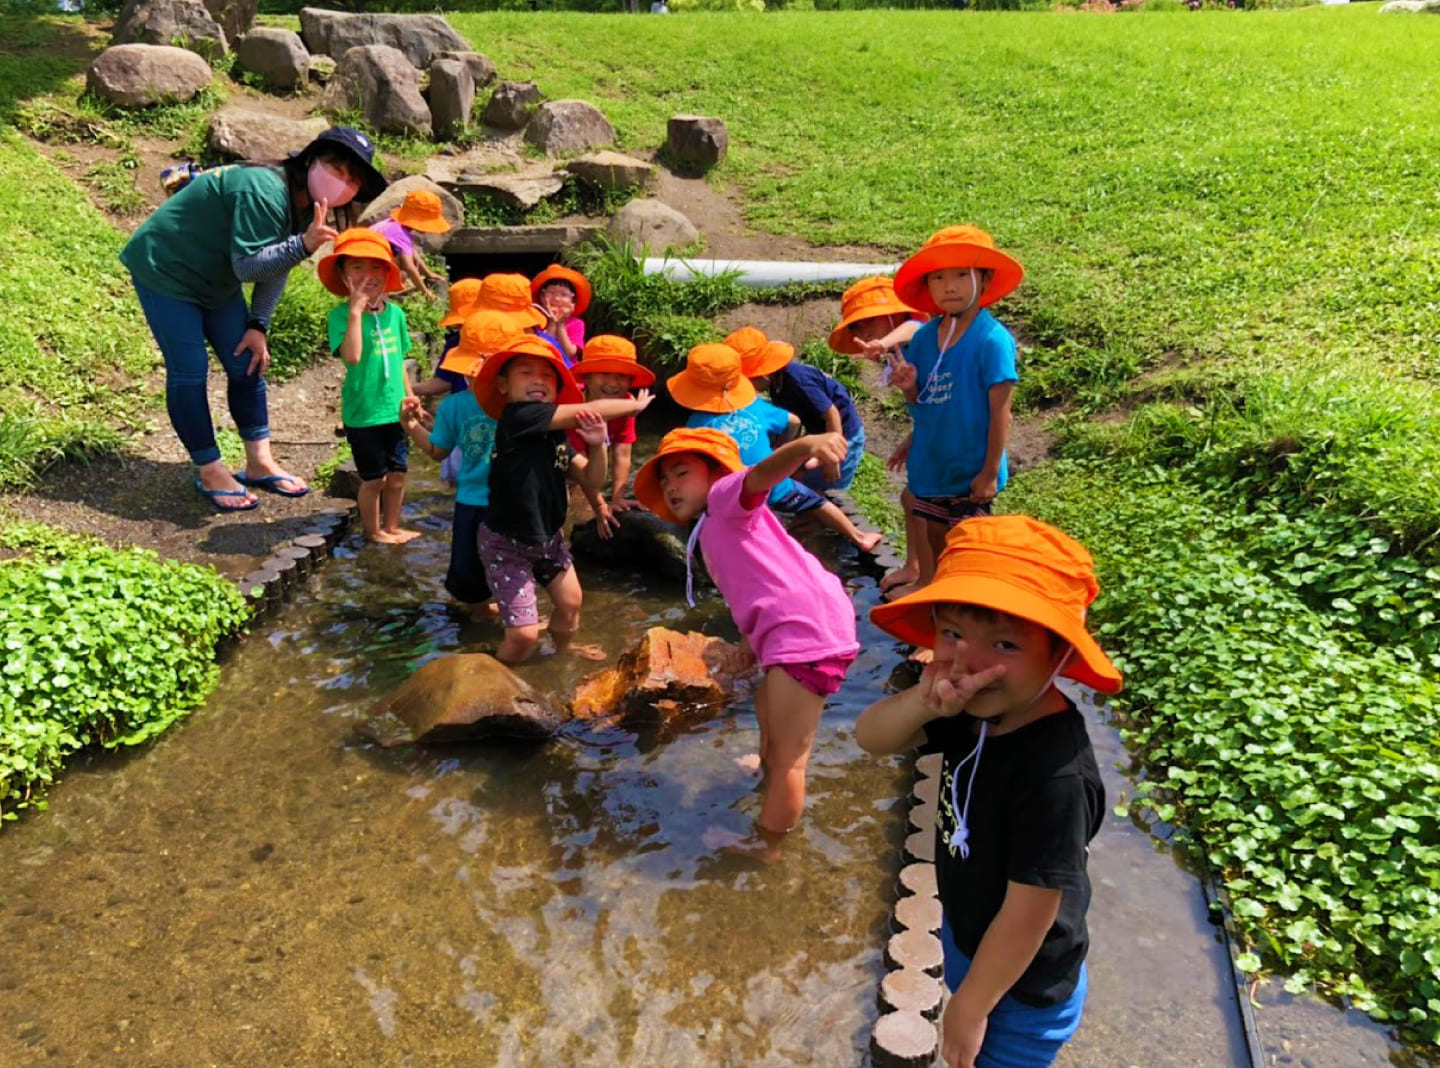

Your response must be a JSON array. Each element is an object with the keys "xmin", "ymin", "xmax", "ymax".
[
  {"xmin": 884, "ymin": 226, "xmax": 1023, "ymax": 599},
  {"xmin": 468, "ymin": 333, "xmax": 653, "ymax": 663},
  {"xmin": 632, "ymin": 427, "xmax": 859, "ymax": 841},
  {"xmin": 856, "ymin": 515, "xmax": 1122, "ymax": 1068}
]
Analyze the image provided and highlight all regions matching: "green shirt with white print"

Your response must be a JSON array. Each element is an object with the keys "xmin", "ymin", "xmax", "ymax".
[{"xmin": 328, "ymin": 300, "xmax": 412, "ymax": 428}]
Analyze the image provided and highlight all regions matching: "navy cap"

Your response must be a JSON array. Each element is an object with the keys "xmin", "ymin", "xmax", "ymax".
[{"xmin": 299, "ymin": 126, "xmax": 388, "ymax": 202}]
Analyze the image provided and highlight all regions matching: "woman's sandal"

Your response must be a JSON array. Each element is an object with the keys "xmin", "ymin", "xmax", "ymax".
[
  {"xmin": 193, "ymin": 478, "xmax": 259, "ymax": 513},
  {"xmin": 235, "ymin": 470, "xmax": 309, "ymax": 497}
]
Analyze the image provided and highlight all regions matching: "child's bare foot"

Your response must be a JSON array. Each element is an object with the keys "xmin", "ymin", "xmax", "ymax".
[
  {"xmin": 734, "ymin": 753, "xmax": 762, "ymax": 775},
  {"xmin": 907, "ymin": 647, "xmax": 935, "ymax": 666},
  {"xmin": 568, "ymin": 643, "xmax": 607, "ymax": 661},
  {"xmin": 855, "ymin": 530, "xmax": 883, "ymax": 554},
  {"xmin": 879, "ymin": 565, "xmax": 918, "ymax": 593},
  {"xmin": 383, "ymin": 528, "xmax": 422, "ymax": 544},
  {"xmin": 366, "ymin": 530, "xmax": 402, "ymax": 544}
]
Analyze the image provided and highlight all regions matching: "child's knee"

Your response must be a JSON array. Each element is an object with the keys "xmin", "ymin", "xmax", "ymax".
[{"xmin": 498, "ymin": 625, "xmax": 540, "ymax": 662}]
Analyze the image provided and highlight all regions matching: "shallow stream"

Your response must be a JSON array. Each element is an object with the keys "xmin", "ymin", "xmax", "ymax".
[{"xmin": 0, "ymin": 466, "xmax": 1423, "ymax": 1065}]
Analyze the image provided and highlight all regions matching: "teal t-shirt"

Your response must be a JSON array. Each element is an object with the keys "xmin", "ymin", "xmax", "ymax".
[
  {"xmin": 120, "ymin": 166, "xmax": 292, "ymax": 308},
  {"xmin": 427, "ymin": 390, "xmax": 497, "ymax": 507},
  {"xmin": 328, "ymin": 301, "xmax": 412, "ymax": 428},
  {"xmin": 686, "ymin": 398, "xmax": 798, "ymax": 505}
]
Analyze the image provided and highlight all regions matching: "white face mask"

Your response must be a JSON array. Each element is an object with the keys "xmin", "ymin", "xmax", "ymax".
[{"xmin": 307, "ymin": 160, "xmax": 359, "ymax": 207}]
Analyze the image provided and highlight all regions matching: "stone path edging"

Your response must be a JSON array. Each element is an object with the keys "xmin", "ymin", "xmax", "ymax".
[{"xmin": 234, "ymin": 503, "xmax": 356, "ymax": 621}]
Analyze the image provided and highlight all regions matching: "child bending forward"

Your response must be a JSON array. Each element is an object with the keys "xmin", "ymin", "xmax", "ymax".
[
  {"xmin": 857, "ymin": 515, "xmax": 1122, "ymax": 1068},
  {"xmin": 633, "ymin": 427, "xmax": 859, "ymax": 835}
]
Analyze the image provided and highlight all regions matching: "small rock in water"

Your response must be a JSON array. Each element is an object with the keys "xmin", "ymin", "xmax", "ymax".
[
  {"xmin": 361, "ymin": 653, "xmax": 565, "ymax": 746},
  {"xmin": 568, "ymin": 627, "xmax": 753, "ymax": 726}
]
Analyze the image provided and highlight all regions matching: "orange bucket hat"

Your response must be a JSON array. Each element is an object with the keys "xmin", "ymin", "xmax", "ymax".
[
  {"xmin": 389, "ymin": 188, "xmax": 452, "ymax": 235},
  {"xmin": 828, "ymin": 276, "xmax": 921, "ymax": 354},
  {"xmin": 870, "ymin": 515, "xmax": 1122, "ymax": 695},
  {"xmin": 570, "ymin": 335, "xmax": 656, "ymax": 388},
  {"xmin": 476, "ymin": 273, "xmax": 548, "ymax": 330},
  {"xmin": 632, "ymin": 427, "xmax": 744, "ymax": 525},
  {"xmin": 316, "ymin": 227, "xmax": 403, "ymax": 297},
  {"xmin": 439, "ymin": 277, "xmax": 483, "ymax": 328},
  {"xmin": 439, "ymin": 310, "xmax": 515, "ymax": 378},
  {"xmin": 666, "ymin": 343, "xmax": 756, "ymax": 413},
  {"xmin": 893, "ymin": 226, "xmax": 1024, "ymax": 316},
  {"xmin": 469, "ymin": 333, "xmax": 584, "ymax": 419},
  {"xmin": 531, "ymin": 264, "xmax": 592, "ymax": 317},
  {"xmin": 725, "ymin": 327, "xmax": 794, "ymax": 380}
]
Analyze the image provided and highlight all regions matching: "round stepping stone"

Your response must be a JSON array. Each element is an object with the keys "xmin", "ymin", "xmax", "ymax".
[
  {"xmin": 898, "ymin": 862, "xmax": 937, "ymax": 899},
  {"xmin": 893, "ymin": 893, "xmax": 942, "ymax": 936},
  {"xmin": 879, "ymin": 968, "xmax": 944, "ymax": 1020},
  {"xmin": 274, "ymin": 544, "xmax": 314, "ymax": 577},
  {"xmin": 266, "ymin": 553, "xmax": 298, "ymax": 593},
  {"xmin": 903, "ymin": 829, "xmax": 935, "ymax": 864},
  {"xmin": 239, "ymin": 567, "xmax": 281, "ymax": 614},
  {"xmin": 915, "ymin": 752, "xmax": 942, "ymax": 780},
  {"xmin": 870, "ymin": 1010, "xmax": 938, "ymax": 1068},
  {"xmin": 912, "ymin": 773, "xmax": 940, "ymax": 809},
  {"xmin": 294, "ymin": 532, "xmax": 329, "ymax": 557},
  {"xmin": 907, "ymin": 802, "xmax": 936, "ymax": 834},
  {"xmin": 886, "ymin": 928, "xmax": 944, "ymax": 977}
]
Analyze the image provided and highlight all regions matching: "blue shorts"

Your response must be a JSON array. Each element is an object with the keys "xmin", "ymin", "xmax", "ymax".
[
  {"xmin": 940, "ymin": 916, "xmax": 1087, "ymax": 1068},
  {"xmin": 797, "ymin": 426, "xmax": 865, "ymax": 492},
  {"xmin": 769, "ymin": 481, "xmax": 826, "ymax": 514}
]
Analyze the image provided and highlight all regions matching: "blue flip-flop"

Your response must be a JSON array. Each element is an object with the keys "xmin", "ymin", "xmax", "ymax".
[
  {"xmin": 194, "ymin": 477, "xmax": 260, "ymax": 513},
  {"xmin": 235, "ymin": 470, "xmax": 309, "ymax": 498}
]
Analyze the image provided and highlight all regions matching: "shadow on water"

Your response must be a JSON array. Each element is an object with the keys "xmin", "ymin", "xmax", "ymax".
[{"xmin": 0, "ymin": 461, "xmax": 1428, "ymax": 1066}]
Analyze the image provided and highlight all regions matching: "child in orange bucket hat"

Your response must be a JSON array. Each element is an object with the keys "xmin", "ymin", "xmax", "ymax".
[
  {"xmin": 857, "ymin": 515, "xmax": 1120, "ymax": 1068},
  {"xmin": 670, "ymin": 343, "xmax": 882, "ymax": 554},
  {"xmin": 370, "ymin": 188, "xmax": 451, "ymax": 300},
  {"xmin": 565, "ymin": 334, "xmax": 656, "ymax": 534},
  {"xmin": 414, "ymin": 277, "xmax": 484, "ymax": 399},
  {"xmin": 633, "ymin": 425, "xmax": 859, "ymax": 841},
  {"xmin": 883, "ymin": 226, "xmax": 1025, "ymax": 599},
  {"xmin": 530, "ymin": 263, "xmax": 592, "ymax": 366},
  {"xmin": 320, "ymin": 227, "xmax": 419, "ymax": 544},
  {"xmin": 468, "ymin": 332, "xmax": 653, "ymax": 663}
]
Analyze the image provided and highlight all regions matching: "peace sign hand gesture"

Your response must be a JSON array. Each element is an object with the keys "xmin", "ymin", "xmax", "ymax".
[{"xmin": 303, "ymin": 198, "xmax": 338, "ymax": 254}]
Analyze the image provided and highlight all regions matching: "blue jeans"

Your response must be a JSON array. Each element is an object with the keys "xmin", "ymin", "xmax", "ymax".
[
  {"xmin": 133, "ymin": 280, "xmax": 270, "ymax": 466},
  {"xmin": 940, "ymin": 916, "xmax": 1087, "ymax": 1068}
]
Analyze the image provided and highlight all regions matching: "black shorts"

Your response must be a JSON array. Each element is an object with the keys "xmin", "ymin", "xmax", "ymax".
[
  {"xmin": 911, "ymin": 494, "xmax": 992, "ymax": 528},
  {"xmin": 345, "ymin": 422, "xmax": 408, "ymax": 481},
  {"xmin": 444, "ymin": 502, "xmax": 492, "ymax": 605}
]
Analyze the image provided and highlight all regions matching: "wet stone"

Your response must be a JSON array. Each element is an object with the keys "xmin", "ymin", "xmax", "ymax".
[
  {"xmin": 893, "ymin": 893, "xmax": 941, "ymax": 936},
  {"xmin": 266, "ymin": 553, "xmax": 298, "ymax": 592},
  {"xmin": 907, "ymin": 802, "xmax": 936, "ymax": 834},
  {"xmin": 913, "ymin": 772, "xmax": 940, "ymax": 808},
  {"xmin": 879, "ymin": 968, "xmax": 944, "ymax": 1020},
  {"xmin": 903, "ymin": 829, "xmax": 935, "ymax": 864},
  {"xmin": 898, "ymin": 862, "xmax": 937, "ymax": 899},
  {"xmin": 871, "ymin": 1010, "xmax": 938, "ymax": 1068},
  {"xmin": 885, "ymin": 928, "xmax": 944, "ymax": 977},
  {"xmin": 568, "ymin": 627, "xmax": 751, "ymax": 726},
  {"xmin": 274, "ymin": 544, "xmax": 313, "ymax": 577},
  {"xmin": 293, "ymin": 533, "xmax": 329, "ymax": 556},
  {"xmin": 915, "ymin": 751, "xmax": 942, "ymax": 779}
]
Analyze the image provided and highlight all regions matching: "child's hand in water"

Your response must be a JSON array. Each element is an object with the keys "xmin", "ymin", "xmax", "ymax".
[
  {"xmin": 800, "ymin": 432, "xmax": 848, "ymax": 484},
  {"xmin": 573, "ymin": 407, "xmax": 608, "ymax": 447}
]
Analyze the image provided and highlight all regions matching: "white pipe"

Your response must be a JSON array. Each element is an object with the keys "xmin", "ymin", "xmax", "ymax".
[{"xmin": 642, "ymin": 257, "xmax": 902, "ymax": 287}]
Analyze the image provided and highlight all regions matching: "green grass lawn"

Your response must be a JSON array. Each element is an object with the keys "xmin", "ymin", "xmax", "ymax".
[{"xmin": 447, "ymin": 8, "xmax": 1440, "ymax": 1044}]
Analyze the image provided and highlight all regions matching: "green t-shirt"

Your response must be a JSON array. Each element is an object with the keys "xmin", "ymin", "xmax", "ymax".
[
  {"xmin": 328, "ymin": 301, "xmax": 412, "ymax": 428},
  {"xmin": 120, "ymin": 166, "xmax": 292, "ymax": 308}
]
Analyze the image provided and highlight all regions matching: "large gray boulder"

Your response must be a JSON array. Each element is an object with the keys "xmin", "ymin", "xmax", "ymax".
[
  {"xmin": 360, "ymin": 653, "xmax": 566, "ymax": 746},
  {"xmin": 87, "ymin": 43, "xmax": 214, "ymax": 107},
  {"xmin": 570, "ymin": 509, "xmax": 694, "ymax": 584},
  {"xmin": 112, "ymin": 0, "xmax": 227, "ymax": 60},
  {"xmin": 299, "ymin": 6, "xmax": 469, "ymax": 68},
  {"xmin": 450, "ymin": 165, "xmax": 566, "ymax": 211},
  {"xmin": 323, "ymin": 44, "xmax": 430, "ymax": 138},
  {"xmin": 433, "ymin": 50, "xmax": 496, "ymax": 92},
  {"xmin": 606, "ymin": 198, "xmax": 700, "ymax": 255},
  {"xmin": 208, "ymin": 106, "xmax": 325, "ymax": 161},
  {"xmin": 234, "ymin": 27, "xmax": 309, "ymax": 90},
  {"xmin": 524, "ymin": 100, "xmax": 616, "ymax": 157},
  {"xmin": 202, "ymin": 0, "xmax": 258, "ymax": 45},
  {"xmin": 428, "ymin": 57, "xmax": 473, "ymax": 141},
  {"xmin": 356, "ymin": 175, "xmax": 462, "ymax": 251},
  {"xmin": 483, "ymin": 80, "xmax": 543, "ymax": 131}
]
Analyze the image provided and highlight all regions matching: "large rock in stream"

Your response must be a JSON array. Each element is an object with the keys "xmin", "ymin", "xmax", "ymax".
[
  {"xmin": 570, "ymin": 627, "xmax": 753, "ymax": 726},
  {"xmin": 569, "ymin": 508, "xmax": 697, "ymax": 584},
  {"xmin": 361, "ymin": 653, "xmax": 565, "ymax": 746}
]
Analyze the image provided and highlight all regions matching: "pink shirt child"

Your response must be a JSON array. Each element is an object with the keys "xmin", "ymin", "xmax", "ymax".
[{"xmin": 697, "ymin": 470, "xmax": 858, "ymax": 668}]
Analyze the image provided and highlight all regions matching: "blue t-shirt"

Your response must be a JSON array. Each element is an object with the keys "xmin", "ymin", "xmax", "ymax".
[
  {"xmin": 428, "ymin": 390, "xmax": 498, "ymax": 507},
  {"xmin": 771, "ymin": 362, "xmax": 862, "ymax": 440},
  {"xmin": 686, "ymin": 398, "xmax": 797, "ymax": 504},
  {"xmin": 905, "ymin": 309, "xmax": 1018, "ymax": 498}
]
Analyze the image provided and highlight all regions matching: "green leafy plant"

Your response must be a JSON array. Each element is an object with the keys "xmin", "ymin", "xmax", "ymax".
[{"xmin": 0, "ymin": 522, "xmax": 248, "ymax": 823}]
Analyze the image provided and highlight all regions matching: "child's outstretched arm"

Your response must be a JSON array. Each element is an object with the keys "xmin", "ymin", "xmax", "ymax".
[
  {"xmin": 942, "ymin": 884, "xmax": 1062, "ymax": 1068},
  {"xmin": 855, "ymin": 320, "xmax": 922, "ymax": 362},
  {"xmin": 609, "ymin": 442, "xmax": 633, "ymax": 507},
  {"xmin": 549, "ymin": 390, "xmax": 653, "ymax": 430},
  {"xmin": 742, "ymin": 432, "xmax": 847, "ymax": 501},
  {"xmin": 969, "ymin": 382, "xmax": 1015, "ymax": 503},
  {"xmin": 572, "ymin": 408, "xmax": 610, "ymax": 495},
  {"xmin": 397, "ymin": 252, "xmax": 433, "ymax": 299},
  {"xmin": 856, "ymin": 652, "xmax": 1007, "ymax": 755},
  {"xmin": 399, "ymin": 399, "xmax": 447, "ymax": 461}
]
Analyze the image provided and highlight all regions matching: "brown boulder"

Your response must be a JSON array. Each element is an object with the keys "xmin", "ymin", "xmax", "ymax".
[
  {"xmin": 484, "ymin": 80, "xmax": 544, "ymax": 131},
  {"xmin": 666, "ymin": 114, "xmax": 728, "ymax": 170},
  {"xmin": 361, "ymin": 653, "xmax": 565, "ymax": 747},
  {"xmin": 322, "ymin": 43, "xmax": 430, "ymax": 138},
  {"xmin": 566, "ymin": 150, "xmax": 656, "ymax": 192},
  {"xmin": 569, "ymin": 627, "xmax": 753, "ymax": 726}
]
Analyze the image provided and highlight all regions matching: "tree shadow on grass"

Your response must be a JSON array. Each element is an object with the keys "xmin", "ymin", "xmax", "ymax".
[{"xmin": 0, "ymin": 13, "xmax": 103, "ymax": 129}]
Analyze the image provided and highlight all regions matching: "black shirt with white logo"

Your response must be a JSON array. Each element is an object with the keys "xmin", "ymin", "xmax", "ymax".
[{"xmin": 486, "ymin": 402, "xmax": 572, "ymax": 545}]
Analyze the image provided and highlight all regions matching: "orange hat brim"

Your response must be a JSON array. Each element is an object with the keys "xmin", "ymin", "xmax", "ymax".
[
  {"xmin": 869, "ymin": 572, "xmax": 1121, "ymax": 694},
  {"xmin": 470, "ymin": 341, "xmax": 584, "ymax": 420},
  {"xmin": 316, "ymin": 254, "xmax": 404, "ymax": 297},
  {"xmin": 438, "ymin": 346, "xmax": 483, "ymax": 376},
  {"xmin": 893, "ymin": 244, "xmax": 1024, "ymax": 317},
  {"xmin": 570, "ymin": 358, "xmax": 656, "ymax": 388},
  {"xmin": 633, "ymin": 432, "xmax": 744, "ymax": 525},
  {"xmin": 438, "ymin": 307, "xmax": 475, "ymax": 327},
  {"xmin": 743, "ymin": 342, "xmax": 794, "ymax": 380},
  {"xmin": 666, "ymin": 367, "xmax": 757, "ymax": 413},
  {"xmin": 531, "ymin": 265, "xmax": 592, "ymax": 317},
  {"xmin": 828, "ymin": 300, "xmax": 922, "ymax": 354},
  {"xmin": 390, "ymin": 206, "xmax": 452, "ymax": 234}
]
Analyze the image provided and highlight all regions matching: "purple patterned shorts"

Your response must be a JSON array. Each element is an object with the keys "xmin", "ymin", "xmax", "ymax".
[{"xmin": 476, "ymin": 524, "xmax": 574, "ymax": 629}]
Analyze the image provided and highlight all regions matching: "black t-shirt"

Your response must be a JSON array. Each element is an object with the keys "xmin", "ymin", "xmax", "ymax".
[
  {"xmin": 921, "ymin": 702, "xmax": 1104, "ymax": 1007},
  {"xmin": 485, "ymin": 401, "xmax": 572, "ymax": 545}
]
